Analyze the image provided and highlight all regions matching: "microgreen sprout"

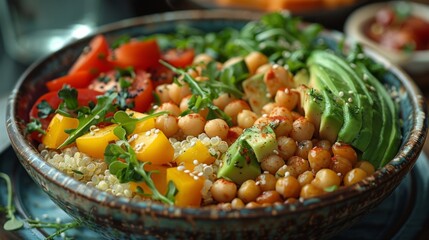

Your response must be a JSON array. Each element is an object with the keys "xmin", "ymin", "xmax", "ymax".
[{"xmin": 0, "ymin": 172, "xmax": 24, "ymax": 231}]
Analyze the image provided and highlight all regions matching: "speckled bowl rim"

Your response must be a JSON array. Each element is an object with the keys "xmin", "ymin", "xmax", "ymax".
[{"xmin": 6, "ymin": 9, "xmax": 428, "ymax": 220}]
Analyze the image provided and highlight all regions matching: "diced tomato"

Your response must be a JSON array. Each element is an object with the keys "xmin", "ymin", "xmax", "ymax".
[
  {"xmin": 148, "ymin": 65, "xmax": 175, "ymax": 87},
  {"xmin": 29, "ymin": 89, "xmax": 103, "ymax": 130},
  {"xmin": 131, "ymin": 71, "xmax": 154, "ymax": 113},
  {"xmin": 69, "ymin": 35, "xmax": 112, "ymax": 75},
  {"xmin": 162, "ymin": 48, "xmax": 195, "ymax": 68},
  {"xmin": 111, "ymin": 38, "xmax": 161, "ymax": 70},
  {"xmin": 45, "ymin": 71, "xmax": 95, "ymax": 91}
]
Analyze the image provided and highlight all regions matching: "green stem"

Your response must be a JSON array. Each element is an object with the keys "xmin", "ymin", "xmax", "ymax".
[
  {"xmin": 0, "ymin": 172, "xmax": 16, "ymax": 221},
  {"xmin": 134, "ymin": 165, "xmax": 174, "ymax": 205}
]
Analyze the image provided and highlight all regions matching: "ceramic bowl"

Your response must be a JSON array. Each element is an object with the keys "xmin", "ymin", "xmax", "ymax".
[
  {"xmin": 6, "ymin": 9, "xmax": 428, "ymax": 239},
  {"xmin": 345, "ymin": 1, "xmax": 429, "ymax": 75}
]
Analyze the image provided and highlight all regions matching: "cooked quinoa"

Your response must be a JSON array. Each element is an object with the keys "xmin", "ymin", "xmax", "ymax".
[{"xmin": 40, "ymin": 133, "xmax": 229, "ymax": 205}]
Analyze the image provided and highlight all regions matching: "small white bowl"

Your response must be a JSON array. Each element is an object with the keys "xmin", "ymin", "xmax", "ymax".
[{"xmin": 345, "ymin": 1, "xmax": 429, "ymax": 74}]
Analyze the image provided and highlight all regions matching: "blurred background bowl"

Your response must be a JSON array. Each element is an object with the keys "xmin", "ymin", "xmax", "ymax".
[
  {"xmin": 6, "ymin": 9, "xmax": 428, "ymax": 239},
  {"xmin": 345, "ymin": 1, "xmax": 429, "ymax": 75}
]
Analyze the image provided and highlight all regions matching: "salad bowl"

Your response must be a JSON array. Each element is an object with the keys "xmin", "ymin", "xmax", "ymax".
[{"xmin": 6, "ymin": 9, "xmax": 428, "ymax": 239}]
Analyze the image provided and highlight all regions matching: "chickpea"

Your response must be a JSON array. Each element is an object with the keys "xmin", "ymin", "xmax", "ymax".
[
  {"xmin": 332, "ymin": 142, "xmax": 358, "ymax": 166},
  {"xmin": 231, "ymin": 198, "xmax": 245, "ymax": 209},
  {"xmin": 296, "ymin": 140, "xmax": 313, "ymax": 160},
  {"xmin": 261, "ymin": 155, "xmax": 285, "ymax": 175},
  {"xmin": 238, "ymin": 180, "xmax": 261, "ymax": 203},
  {"xmin": 311, "ymin": 169, "xmax": 341, "ymax": 190},
  {"xmin": 226, "ymin": 126, "xmax": 243, "ymax": 145},
  {"xmin": 343, "ymin": 168, "xmax": 367, "ymax": 186},
  {"xmin": 276, "ymin": 165, "xmax": 296, "ymax": 178},
  {"xmin": 223, "ymin": 57, "xmax": 243, "ymax": 68},
  {"xmin": 237, "ymin": 110, "xmax": 258, "ymax": 129},
  {"xmin": 330, "ymin": 156, "xmax": 353, "ymax": 178},
  {"xmin": 297, "ymin": 171, "xmax": 314, "ymax": 186},
  {"xmin": 168, "ymin": 82, "xmax": 192, "ymax": 105},
  {"xmin": 263, "ymin": 65, "xmax": 294, "ymax": 96},
  {"xmin": 156, "ymin": 102, "xmax": 181, "ymax": 116},
  {"xmin": 245, "ymin": 51, "xmax": 268, "ymax": 75},
  {"xmin": 193, "ymin": 53, "xmax": 213, "ymax": 65},
  {"xmin": 268, "ymin": 116, "xmax": 293, "ymax": 137},
  {"xmin": 308, "ymin": 146, "xmax": 331, "ymax": 172},
  {"xmin": 155, "ymin": 114, "xmax": 179, "ymax": 137},
  {"xmin": 213, "ymin": 93, "xmax": 236, "ymax": 110},
  {"xmin": 291, "ymin": 111, "xmax": 302, "ymax": 121},
  {"xmin": 261, "ymin": 102, "xmax": 279, "ymax": 115},
  {"xmin": 269, "ymin": 106, "xmax": 293, "ymax": 120},
  {"xmin": 315, "ymin": 140, "xmax": 332, "ymax": 152},
  {"xmin": 275, "ymin": 88, "xmax": 299, "ymax": 111},
  {"xmin": 290, "ymin": 117, "xmax": 315, "ymax": 141},
  {"xmin": 204, "ymin": 119, "xmax": 229, "ymax": 140},
  {"xmin": 256, "ymin": 191, "xmax": 282, "ymax": 204},
  {"xmin": 255, "ymin": 173, "xmax": 277, "ymax": 191},
  {"xmin": 211, "ymin": 179, "xmax": 237, "ymax": 203},
  {"xmin": 179, "ymin": 95, "xmax": 192, "ymax": 112},
  {"xmin": 256, "ymin": 63, "xmax": 272, "ymax": 74},
  {"xmin": 155, "ymin": 84, "xmax": 172, "ymax": 103},
  {"xmin": 277, "ymin": 136, "xmax": 297, "ymax": 159},
  {"xmin": 275, "ymin": 176, "xmax": 301, "ymax": 198},
  {"xmin": 287, "ymin": 156, "xmax": 310, "ymax": 176},
  {"xmin": 355, "ymin": 161, "xmax": 375, "ymax": 175},
  {"xmin": 245, "ymin": 202, "xmax": 261, "ymax": 209},
  {"xmin": 178, "ymin": 113, "xmax": 206, "ymax": 136},
  {"xmin": 224, "ymin": 100, "xmax": 251, "ymax": 125},
  {"xmin": 300, "ymin": 183, "xmax": 324, "ymax": 199}
]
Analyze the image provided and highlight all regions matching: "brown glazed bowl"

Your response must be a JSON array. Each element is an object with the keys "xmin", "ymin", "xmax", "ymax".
[{"xmin": 6, "ymin": 10, "xmax": 428, "ymax": 239}]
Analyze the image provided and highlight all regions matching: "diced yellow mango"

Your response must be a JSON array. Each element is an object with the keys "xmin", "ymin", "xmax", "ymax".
[
  {"xmin": 175, "ymin": 140, "xmax": 215, "ymax": 166},
  {"xmin": 166, "ymin": 167, "xmax": 205, "ymax": 207},
  {"xmin": 130, "ymin": 129, "xmax": 174, "ymax": 165},
  {"xmin": 76, "ymin": 124, "xmax": 119, "ymax": 159},
  {"xmin": 130, "ymin": 165, "xmax": 168, "ymax": 195},
  {"xmin": 42, "ymin": 114, "xmax": 79, "ymax": 149},
  {"xmin": 125, "ymin": 109, "xmax": 155, "ymax": 134}
]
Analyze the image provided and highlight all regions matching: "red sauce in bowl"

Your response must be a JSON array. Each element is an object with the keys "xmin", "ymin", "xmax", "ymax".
[{"xmin": 363, "ymin": 5, "xmax": 429, "ymax": 51}]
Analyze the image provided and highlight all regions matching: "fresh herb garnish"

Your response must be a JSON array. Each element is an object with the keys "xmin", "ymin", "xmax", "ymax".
[
  {"xmin": 25, "ymin": 118, "xmax": 46, "ymax": 135},
  {"xmin": 103, "ymin": 110, "xmax": 177, "ymax": 205},
  {"xmin": 160, "ymin": 60, "xmax": 234, "ymax": 126},
  {"xmin": 0, "ymin": 172, "xmax": 24, "ymax": 231},
  {"xmin": 37, "ymin": 100, "xmax": 54, "ymax": 119},
  {"xmin": 111, "ymin": 35, "xmax": 131, "ymax": 49},
  {"xmin": 57, "ymin": 92, "xmax": 118, "ymax": 149},
  {"xmin": 27, "ymin": 219, "xmax": 82, "ymax": 240}
]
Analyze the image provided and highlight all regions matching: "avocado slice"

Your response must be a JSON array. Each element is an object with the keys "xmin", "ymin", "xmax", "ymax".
[
  {"xmin": 242, "ymin": 73, "xmax": 271, "ymax": 114},
  {"xmin": 308, "ymin": 63, "xmax": 362, "ymax": 144},
  {"xmin": 241, "ymin": 124, "xmax": 278, "ymax": 162},
  {"xmin": 217, "ymin": 138, "xmax": 261, "ymax": 185},
  {"xmin": 313, "ymin": 51, "xmax": 375, "ymax": 152},
  {"xmin": 220, "ymin": 58, "xmax": 250, "ymax": 88},
  {"xmin": 357, "ymin": 63, "xmax": 401, "ymax": 168},
  {"xmin": 217, "ymin": 124, "xmax": 277, "ymax": 185},
  {"xmin": 296, "ymin": 85, "xmax": 325, "ymax": 131}
]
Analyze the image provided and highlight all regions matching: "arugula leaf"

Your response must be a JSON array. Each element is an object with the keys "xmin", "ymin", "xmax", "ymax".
[
  {"xmin": 57, "ymin": 92, "xmax": 118, "ymax": 149},
  {"xmin": 112, "ymin": 111, "xmax": 167, "ymax": 138},
  {"xmin": 111, "ymin": 35, "xmax": 131, "ymax": 49},
  {"xmin": 161, "ymin": 60, "xmax": 234, "ymax": 125}
]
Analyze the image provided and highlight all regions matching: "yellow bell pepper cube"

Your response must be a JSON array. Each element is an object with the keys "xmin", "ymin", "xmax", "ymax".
[
  {"xmin": 175, "ymin": 140, "xmax": 215, "ymax": 166},
  {"xmin": 130, "ymin": 164, "xmax": 168, "ymax": 195},
  {"xmin": 42, "ymin": 114, "xmax": 79, "ymax": 149},
  {"xmin": 130, "ymin": 129, "xmax": 174, "ymax": 165},
  {"xmin": 166, "ymin": 167, "xmax": 205, "ymax": 207},
  {"xmin": 125, "ymin": 109, "xmax": 155, "ymax": 134},
  {"xmin": 76, "ymin": 124, "xmax": 119, "ymax": 159}
]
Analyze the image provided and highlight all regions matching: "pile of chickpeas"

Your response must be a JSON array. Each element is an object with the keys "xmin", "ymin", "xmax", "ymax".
[{"xmin": 152, "ymin": 51, "xmax": 376, "ymax": 208}]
